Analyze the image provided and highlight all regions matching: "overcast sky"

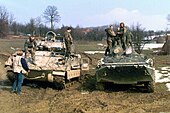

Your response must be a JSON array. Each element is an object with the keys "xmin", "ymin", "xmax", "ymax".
[{"xmin": 0, "ymin": 0, "xmax": 170, "ymax": 31}]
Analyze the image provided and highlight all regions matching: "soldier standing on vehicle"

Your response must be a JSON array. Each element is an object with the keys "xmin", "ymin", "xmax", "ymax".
[
  {"xmin": 64, "ymin": 27, "xmax": 73, "ymax": 57},
  {"xmin": 117, "ymin": 22, "xmax": 127, "ymax": 50},
  {"xmin": 24, "ymin": 36, "xmax": 37, "ymax": 63},
  {"xmin": 126, "ymin": 30, "xmax": 133, "ymax": 47},
  {"xmin": 5, "ymin": 50, "xmax": 29, "ymax": 94},
  {"xmin": 104, "ymin": 25, "xmax": 116, "ymax": 55}
]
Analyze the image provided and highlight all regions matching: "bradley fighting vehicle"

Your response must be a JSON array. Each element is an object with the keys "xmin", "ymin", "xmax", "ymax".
[
  {"xmin": 6, "ymin": 31, "xmax": 89, "ymax": 88},
  {"xmin": 95, "ymin": 44, "xmax": 155, "ymax": 92}
]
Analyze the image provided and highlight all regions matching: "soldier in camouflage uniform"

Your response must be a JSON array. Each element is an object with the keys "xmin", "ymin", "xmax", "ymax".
[
  {"xmin": 126, "ymin": 30, "xmax": 133, "ymax": 47},
  {"xmin": 117, "ymin": 22, "xmax": 134, "ymax": 55},
  {"xmin": 64, "ymin": 27, "xmax": 73, "ymax": 57},
  {"xmin": 117, "ymin": 22, "xmax": 127, "ymax": 50},
  {"xmin": 104, "ymin": 25, "xmax": 116, "ymax": 55},
  {"xmin": 24, "ymin": 36, "xmax": 37, "ymax": 63}
]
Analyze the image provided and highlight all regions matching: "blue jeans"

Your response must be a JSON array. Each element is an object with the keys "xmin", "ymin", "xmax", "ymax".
[{"xmin": 12, "ymin": 73, "xmax": 24, "ymax": 93}]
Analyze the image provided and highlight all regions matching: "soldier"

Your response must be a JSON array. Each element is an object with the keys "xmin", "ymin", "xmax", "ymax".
[
  {"xmin": 126, "ymin": 31, "xmax": 133, "ymax": 47},
  {"xmin": 117, "ymin": 22, "xmax": 134, "ymax": 55},
  {"xmin": 24, "ymin": 36, "xmax": 37, "ymax": 63},
  {"xmin": 104, "ymin": 25, "xmax": 116, "ymax": 55},
  {"xmin": 64, "ymin": 27, "xmax": 73, "ymax": 57},
  {"xmin": 117, "ymin": 22, "xmax": 127, "ymax": 50},
  {"xmin": 5, "ymin": 50, "xmax": 29, "ymax": 94}
]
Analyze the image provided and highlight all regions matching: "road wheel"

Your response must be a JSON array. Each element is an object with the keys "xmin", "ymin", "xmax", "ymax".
[
  {"xmin": 6, "ymin": 71, "xmax": 15, "ymax": 83},
  {"xmin": 78, "ymin": 71, "xmax": 87, "ymax": 83},
  {"xmin": 145, "ymin": 81, "xmax": 154, "ymax": 93},
  {"xmin": 96, "ymin": 82, "xmax": 105, "ymax": 91},
  {"xmin": 54, "ymin": 82, "xmax": 65, "ymax": 90}
]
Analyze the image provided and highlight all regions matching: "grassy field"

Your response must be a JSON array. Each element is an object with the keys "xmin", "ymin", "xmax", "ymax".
[
  {"xmin": 142, "ymin": 50, "xmax": 170, "ymax": 69},
  {"xmin": 0, "ymin": 38, "xmax": 26, "ymax": 55},
  {"xmin": 0, "ymin": 38, "xmax": 170, "ymax": 113},
  {"xmin": 0, "ymin": 38, "xmax": 169, "ymax": 69},
  {"xmin": 74, "ymin": 40, "xmax": 106, "ymax": 51}
]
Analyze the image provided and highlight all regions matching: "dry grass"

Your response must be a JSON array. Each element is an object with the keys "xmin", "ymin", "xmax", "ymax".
[
  {"xmin": 142, "ymin": 50, "xmax": 170, "ymax": 69},
  {"xmin": 0, "ymin": 38, "xmax": 169, "ymax": 69},
  {"xmin": 0, "ymin": 38, "xmax": 26, "ymax": 55}
]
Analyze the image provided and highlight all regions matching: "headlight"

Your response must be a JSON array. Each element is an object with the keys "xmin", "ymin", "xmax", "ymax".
[
  {"xmin": 97, "ymin": 60, "xmax": 101, "ymax": 67},
  {"xmin": 57, "ymin": 58, "xmax": 65, "ymax": 65},
  {"xmin": 146, "ymin": 58, "xmax": 154, "ymax": 67},
  {"xmin": 97, "ymin": 58, "xmax": 104, "ymax": 67}
]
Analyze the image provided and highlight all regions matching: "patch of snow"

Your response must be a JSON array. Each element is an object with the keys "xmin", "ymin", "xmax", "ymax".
[
  {"xmin": 166, "ymin": 83, "xmax": 170, "ymax": 91},
  {"xmin": 97, "ymin": 43, "xmax": 103, "ymax": 46},
  {"xmin": 155, "ymin": 67, "xmax": 170, "ymax": 91},
  {"xmin": 84, "ymin": 51, "xmax": 105, "ymax": 54},
  {"xmin": 161, "ymin": 67, "xmax": 170, "ymax": 71},
  {"xmin": 143, "ymin": 43, "xmax": 164, "ymax": 50},
  {"xmin": 143, "ymin": 35, "xmax": 165, "ymax": 40}
]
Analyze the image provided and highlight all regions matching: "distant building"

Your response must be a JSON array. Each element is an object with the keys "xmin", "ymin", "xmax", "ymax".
[
  {"xmin": 82, "ymin": 28, "xmax": 92, "ymax": 35},
  {"xmin": 161, "ymin": 35, "xmax": 170, "ymax": 55}
]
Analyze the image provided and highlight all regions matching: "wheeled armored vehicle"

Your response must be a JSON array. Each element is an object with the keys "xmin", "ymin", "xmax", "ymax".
[{"xmin": 96, "ymin": 45, "xmax": 155, "ymax": 92}]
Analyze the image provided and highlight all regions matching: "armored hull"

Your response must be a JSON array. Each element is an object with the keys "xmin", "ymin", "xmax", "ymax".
[
  {"xmin": 96, "ymin": 51, "xmax": 155, "ymax": 92},
  {"xmin": 6, "ymin": 31, "xmax": 89, "ymax": 89}
]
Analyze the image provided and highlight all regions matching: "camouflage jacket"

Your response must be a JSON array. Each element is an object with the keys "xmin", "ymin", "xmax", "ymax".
[
  {"xmin": 117, "ymin": 27, "xmax": 124, "ymax": 35},
  {"xmin": 105, "ymin": 28, "xmax": 116, "ymax": 41},
  {"xmin": 64, "ymin": 31, "xmax": 73, "ymax": 44},
  {"xmin": 24, "ymin": 39, "xmax": 37, "ymax": 50}
]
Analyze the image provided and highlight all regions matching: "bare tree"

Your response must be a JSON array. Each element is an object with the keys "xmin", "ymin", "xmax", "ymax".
[
  {"xmin": 0, "ymin": 6, "xmax": 9, "ymax": 37},
  {"xmin": 8, "ymin": 13, "xmax": 15, "ymax": 26},
  {"xmin": 43, "ymin": 5, "xmax": 60, "ymax": 30},
  {"xmin": 35, "ymin": 16, "xmax": 42, "ymax": 36},
  {"xmin": 166, "ymin": 14, "xmax": 170, "ymax": 36},
  {"xmin": 26, "ymin": 18, "xmax": 36, "ymax": 36},
  {"xmin": 167, "ymin": 14, "xmax": 170, "ymax": 22},
  {"xmin": 8, "ymin": 13, "xmax": 15, "ymax": 34},
  {"xmin": 130, "ymin": 23, "xmax": 145, "ymax": 53},
  {"xmin": 11, "ymin": 21, "xmax": 19, "ymax": 35}
]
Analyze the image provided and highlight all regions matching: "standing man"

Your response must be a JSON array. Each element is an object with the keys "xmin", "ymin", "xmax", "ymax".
[
  {"xmin": 117, "ymin": 22, "xmax": 127, "ymax": 50},
  {"xmin": 5, "ymin": 50, "xmax": 29, "ymax": 94},
  {"xmin": 24, "ymin": 36, "xmax": 37, "ymax": 63},
  {"xmin": 64, "ymin": 27, "xmax": 73, "ymax": 57},
  {"xmin": 104, "ymin": 25, "xmax": 116, "ymax": 55}
]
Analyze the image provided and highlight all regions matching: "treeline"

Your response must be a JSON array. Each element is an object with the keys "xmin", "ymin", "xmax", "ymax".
[{"xmin": 0, "ymin": 5, "xmax": 166, "ymax": 42}]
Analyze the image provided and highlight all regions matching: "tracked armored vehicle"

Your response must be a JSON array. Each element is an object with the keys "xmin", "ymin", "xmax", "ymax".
[
  {"xmin": 95, "ymin": 45, "xmax": 155, "ymax": 92},
  {"xmin": 6, "ymin": 31, "xmax": 89, "ymax": 88}
]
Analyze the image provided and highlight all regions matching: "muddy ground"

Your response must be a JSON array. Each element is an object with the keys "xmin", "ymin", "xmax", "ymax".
[{"xmin": 0, "ymin": 39, "xmax": 170, "ymax": 113}]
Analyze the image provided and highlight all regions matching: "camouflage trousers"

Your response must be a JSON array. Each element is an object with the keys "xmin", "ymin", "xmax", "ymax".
[
  {"xmin": 65, "ymin": 43, "xmax": 71, "ymax": 57},
  {"xmin": 26, "ymin": 48, "xmax": 35, "ymax": 62},
  {"xmin": 105, "ymin": 40, "xmax": 112, "ymax": 55},
  {"xmin": 120, "ymin": 36, "xmax": 126, "ymax": 50}
]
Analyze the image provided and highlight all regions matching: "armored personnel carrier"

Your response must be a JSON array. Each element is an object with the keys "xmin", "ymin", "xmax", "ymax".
[
  {"xmin": 95, "ymin": 45, "xmax": 155, "ymax": 92},
  {"xmin": 6, "ymin": 31, "xmax": 89, "ymax": 88}
]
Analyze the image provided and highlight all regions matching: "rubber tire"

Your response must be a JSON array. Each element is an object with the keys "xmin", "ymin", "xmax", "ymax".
[
  {"xmin": 145, "ymin": 81, "xmax": 154, "ymax": 93},
  {"xmin": 54, "ymin": 82, "xmax": 65, "ymax": 90},
  {"xmin": 6, "ymin": 71, "xmax": 15, "ymax": 83},
  {"xmin": 96, "ymin": 82, "xmax": 105, "ymax": 91}
]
